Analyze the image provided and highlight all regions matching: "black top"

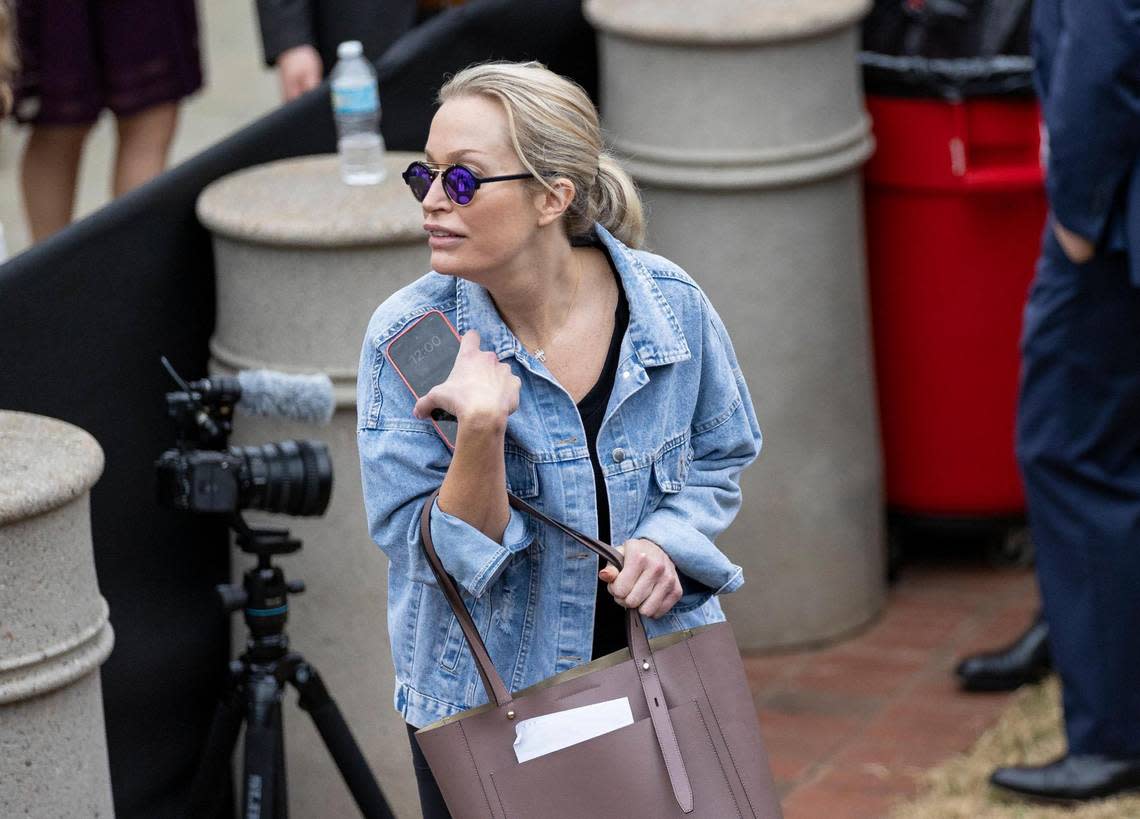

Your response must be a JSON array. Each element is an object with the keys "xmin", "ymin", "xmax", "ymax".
[{"xmin": 578, "ymin": 257, "xmax": 631, "ymax": 661}]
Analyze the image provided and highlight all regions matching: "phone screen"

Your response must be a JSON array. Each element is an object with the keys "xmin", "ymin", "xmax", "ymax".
[{"xmin": 385, "ymin": 310, "xmax": 461, "ymax": 448}]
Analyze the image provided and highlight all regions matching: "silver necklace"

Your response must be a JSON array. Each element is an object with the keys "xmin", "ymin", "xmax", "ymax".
[{"xmin": 529, "ymin": 259, "xmax": 582, "ymax": 363}]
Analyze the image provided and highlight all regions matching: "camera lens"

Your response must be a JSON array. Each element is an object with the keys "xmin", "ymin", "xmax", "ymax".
[{"xmin": 232, "ymin": 440, "xmax": 332, "ymax": 516}]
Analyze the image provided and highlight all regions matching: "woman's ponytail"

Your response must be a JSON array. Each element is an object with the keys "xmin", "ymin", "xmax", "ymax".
[{"xmin": 587, "ymin": 153, "xmax": 646, "ymax": 249}]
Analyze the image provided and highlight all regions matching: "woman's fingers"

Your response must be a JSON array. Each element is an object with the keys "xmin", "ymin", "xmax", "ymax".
[
  {"xmin": 617, "ymin": 556, "xmax": 661, "ymax": 610},
  {"xmin": 604, "ymin": 539, "xmax": 682, "ymax": 618},
  {"xmin": 638, "ymin": 583, "xmax": 673, "ymax": 618},
  {"xmin": 608, "ymin": 547, "xmax": 642, "ymax": 600},
  {"xmin": 411, "ymin": 329, "xmax": 522, "ymax": 422},
  {"xmin": 458, "ymin": 328, "xmax": 482, "ymax": 353},
  {"xmin": 412, "ymin": 387, "xmax": 441, "ymax": 420}
]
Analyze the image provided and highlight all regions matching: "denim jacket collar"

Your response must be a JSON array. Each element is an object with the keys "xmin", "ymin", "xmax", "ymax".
[{"xmin": 454, "ymin": 224, "xmax": 692, "ymax": 368}]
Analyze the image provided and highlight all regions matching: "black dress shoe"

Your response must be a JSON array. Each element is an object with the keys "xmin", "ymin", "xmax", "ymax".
[
  {"xmin": 955, "ymin": 612, "xmax": 1051, "ymax": 691},
  {"xmin": 991, "ymin": 754, "xmax": 1140, "ymax": 802}
]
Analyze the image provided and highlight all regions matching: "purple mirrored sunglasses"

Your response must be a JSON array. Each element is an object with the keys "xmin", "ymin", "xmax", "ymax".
[{"xmin": 401, "ymin": 161, "xmax": 533, "ymax": 206}]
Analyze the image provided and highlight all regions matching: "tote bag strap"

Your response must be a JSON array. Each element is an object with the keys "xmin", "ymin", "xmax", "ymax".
[{"xmin": 418, "ymin": 490, "xmax": 695, "ymax": 813}]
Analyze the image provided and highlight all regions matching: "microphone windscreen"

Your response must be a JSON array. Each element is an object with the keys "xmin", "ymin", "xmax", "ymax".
[{"xmin": 235, "ymin": 370, "xmax": 335, "ymax": 425}]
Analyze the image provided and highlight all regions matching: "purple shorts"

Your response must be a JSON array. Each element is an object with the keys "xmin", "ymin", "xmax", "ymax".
[{"xmin": 13, "ymin": 0, "xmax": 203, "ymax": 126}]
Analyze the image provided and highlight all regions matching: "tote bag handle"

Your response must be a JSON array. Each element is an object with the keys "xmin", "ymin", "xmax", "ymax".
[
  {"xmin": 418, "ymin": 489, "xmax": 695, "ymax": 812},
  {"xmin": 417, "ymin": 489, "xmax": 662, "ymax": 707}
]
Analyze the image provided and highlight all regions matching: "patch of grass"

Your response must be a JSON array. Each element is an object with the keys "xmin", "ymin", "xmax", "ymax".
[{"xmin": 890, "ymin": 678, "xmax": 1140, "ymax": 819}]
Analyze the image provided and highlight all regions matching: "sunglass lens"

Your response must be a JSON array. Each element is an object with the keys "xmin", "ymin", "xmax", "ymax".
[
  {"xmin": 403, "ymin": 163, "xmax": 432, "ymax": 201},
  {"xmin": 443, "ymin": 166, "xmax": 477, "ymax": 205}
]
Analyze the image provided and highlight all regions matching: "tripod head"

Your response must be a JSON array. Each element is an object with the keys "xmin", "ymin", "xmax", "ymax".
[{"xmin": 218, "ymin": 512, "xmax": 306, "ymax": 658}]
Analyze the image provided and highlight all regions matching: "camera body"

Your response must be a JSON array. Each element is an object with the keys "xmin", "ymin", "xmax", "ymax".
[
  {"xmin": 156, "ymin": 448, "xmax": 243, "ymax": 514},
  {"xmin": 155, "ymin": 373, "xmax": 332, "ymax": 519}
]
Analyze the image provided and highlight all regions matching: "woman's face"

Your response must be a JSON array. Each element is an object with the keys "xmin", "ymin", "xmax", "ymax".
[{"xmin": 420, "ymin": 94, "xmax": 545, "ymax": 281}]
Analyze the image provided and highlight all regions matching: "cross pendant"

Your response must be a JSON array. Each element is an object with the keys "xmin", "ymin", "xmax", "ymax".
[{"xmin": 534, "ymin": 348, "xmax": 546, "ymax": 362}]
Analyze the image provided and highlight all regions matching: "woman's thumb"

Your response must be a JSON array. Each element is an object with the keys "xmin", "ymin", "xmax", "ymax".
[
  {"xmin": 598, "ymin": 544, "xmax": 624, "ymax": 582},
  {"xmin": 412, "ymin": 391, "xmax": 435, "ymax": 420}
]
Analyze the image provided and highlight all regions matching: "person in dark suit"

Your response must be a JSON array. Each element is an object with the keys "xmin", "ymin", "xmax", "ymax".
[
  {"xmin": 984, "ymin": 0, "xmax": 1140, "ymax": 802},
  {"xmin": 255, "ymin": 0, "xmax": 418, "ymax": 100}
]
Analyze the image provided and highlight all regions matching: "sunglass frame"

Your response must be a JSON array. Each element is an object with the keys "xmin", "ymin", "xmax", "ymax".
[{"xmin": 401, "ymin": 161, "xmax": 533, "ymax": 206}]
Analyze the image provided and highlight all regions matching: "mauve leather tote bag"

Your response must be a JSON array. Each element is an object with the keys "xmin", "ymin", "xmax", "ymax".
[{"xmin": 415, "ymin": 490, "xmax": 783, "ymax": 819}]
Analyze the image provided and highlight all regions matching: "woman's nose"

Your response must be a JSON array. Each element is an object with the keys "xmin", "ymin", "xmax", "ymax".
[{"xmin": 421, "ymin": 172, "xmax": 451, "ymax": 211}]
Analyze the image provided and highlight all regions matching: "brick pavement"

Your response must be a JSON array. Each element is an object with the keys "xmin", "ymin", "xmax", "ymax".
[{"xmin": 744, "ymin": 562, "xmax": 1040, "ymax": 818}]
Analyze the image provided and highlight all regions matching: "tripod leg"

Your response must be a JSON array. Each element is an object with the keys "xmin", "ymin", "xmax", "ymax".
[
  {"xmin": 244, "ymin": 670, "xmax": 284, "ymax": 819},
  {"xmin": 274, "ymin": 703, "xmax": 289, "ymax": 819},
  {"xmin": 184, "ymin": 666, "xmax": 244, "ymax": 819},
  {"xmin": 289, "ymin": 659, "xmax": 395, "ymax": 819}
]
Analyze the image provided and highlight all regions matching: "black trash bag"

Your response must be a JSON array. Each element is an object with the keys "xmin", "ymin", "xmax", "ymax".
[{"xmin": 861, "ymin": 0, "xmax": 1036, "ymax": 99}]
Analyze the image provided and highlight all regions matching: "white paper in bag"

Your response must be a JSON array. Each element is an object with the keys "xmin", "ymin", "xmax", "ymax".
[{"xmin": 513, "ymin": 697, "xmax": 634, "ymax": 763}]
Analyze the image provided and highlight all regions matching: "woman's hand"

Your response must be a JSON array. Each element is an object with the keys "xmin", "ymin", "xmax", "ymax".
[
  {"xmin": 413, "ymin": 330, "xmax": 521, "ymax": 429},
  {"xmin": 599, "ymin": 538, "xmax": 683, "ymax": 619}
]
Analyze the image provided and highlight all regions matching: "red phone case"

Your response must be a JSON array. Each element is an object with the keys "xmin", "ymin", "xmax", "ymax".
[{"xmin": 384, "ymin": 309, "xmax": 462, "ymax": 450}]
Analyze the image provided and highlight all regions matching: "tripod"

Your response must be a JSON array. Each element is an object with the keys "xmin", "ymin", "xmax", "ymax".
[{"xmin": 184, "ymin": 516, "xmax": 394, "ymax": 819}]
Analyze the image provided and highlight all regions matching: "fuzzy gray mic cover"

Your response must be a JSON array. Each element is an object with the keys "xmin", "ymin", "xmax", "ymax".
[{"xmin": 235, "ymin": 369, "xmax": 335, "ymax": 425}]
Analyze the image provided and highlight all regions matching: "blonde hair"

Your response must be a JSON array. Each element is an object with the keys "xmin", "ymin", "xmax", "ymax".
[
  {"xmin": 0, "ymin": 0, "xmax": 16, "ymax": 116},
  {"xmin": 439, "ymin": 61, "xmax": 645, "ymax": 249}
]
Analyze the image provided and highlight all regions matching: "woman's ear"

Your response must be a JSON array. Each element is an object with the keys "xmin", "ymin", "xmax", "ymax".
[{"xmin": 535, "ymin": 177, "xmax": 576, "ymax": 227}]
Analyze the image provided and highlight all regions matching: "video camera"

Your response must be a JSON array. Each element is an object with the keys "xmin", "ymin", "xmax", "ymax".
[{"xmin": 155, "ymin": 357, "xmax": 334, "ymax": 518}]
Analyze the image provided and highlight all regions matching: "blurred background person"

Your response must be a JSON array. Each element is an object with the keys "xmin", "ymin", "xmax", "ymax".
[
  {"xmin": 986, "ymin": 0, "xmax": 1140, "ymax": 803},
  {"xmin": 0, "ymin": 0, "xmax": 15, "ymax": 116},
  {"xmin": 0, "ymin": 0, "xmax": 16, "ymax": 262},
  {"xmin": 12, "ymin": 0, "xmax": 203, "ymax": 242},
  {"xmin": 255, "ymin": 0, "xmax": 419, "ymax": 102}
]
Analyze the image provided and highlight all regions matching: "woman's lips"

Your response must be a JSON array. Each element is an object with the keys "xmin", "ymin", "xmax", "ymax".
[
  {"xmin": 427, "ymin": 233, "xmax": 463, "ymax": 249},
  {"xmin": 425, "ymin": 226, "xmax": 464, "ymax": 249}
]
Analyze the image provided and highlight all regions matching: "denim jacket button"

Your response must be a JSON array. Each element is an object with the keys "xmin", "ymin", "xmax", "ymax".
[{"xmin": 612, "ymin": 447, "xmax": 626, "ymax": 463}]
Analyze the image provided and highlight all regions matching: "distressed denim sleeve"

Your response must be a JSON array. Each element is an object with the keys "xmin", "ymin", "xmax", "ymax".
[
  {"xmin": 631, "ymin": 294, "xmax": 762, "ymax": 599},
  {"xmin": 357, "ymin": 334, "xmax": 533, "ymax": 599}
]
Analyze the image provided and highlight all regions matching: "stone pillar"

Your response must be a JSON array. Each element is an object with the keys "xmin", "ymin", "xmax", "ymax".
[
  {"xmin": 0, "ymin": 411, "xmax": 116, "ymax": 818},
  {"xmin": 585, "ymin": 0, "xmax": 884, "ymax": 650},
  {"xmin": 197, "ymin": 153, "xmax": 428, "ymax": 819}
]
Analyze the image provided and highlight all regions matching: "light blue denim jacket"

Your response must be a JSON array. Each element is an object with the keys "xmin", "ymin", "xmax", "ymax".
[{"xmin": 357, "ymin": 224, "xmax": 762, "ymax": 728}]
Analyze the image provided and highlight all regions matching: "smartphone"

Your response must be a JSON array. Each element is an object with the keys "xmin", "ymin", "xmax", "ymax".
[{"xmin": 385, "ymin": 309, "xmax": 461, "ymax": 449}]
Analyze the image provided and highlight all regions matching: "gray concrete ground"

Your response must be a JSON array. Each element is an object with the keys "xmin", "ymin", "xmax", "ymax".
[{"xmin": 0, "ymin": 0, "xmax": 280, "ymax": 261}]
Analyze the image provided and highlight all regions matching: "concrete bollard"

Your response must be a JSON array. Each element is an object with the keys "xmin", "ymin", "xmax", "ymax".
[
  {"xmin": 197, "ymin": 153, "xmax": 428, "ymax": 819},
  {"xmin": 0, "ymin": 411, "xmax": 116, "ymax": 818},
  {"xmin": 585, "ymin": 0, "xmax": 885, "ymax": 651}
]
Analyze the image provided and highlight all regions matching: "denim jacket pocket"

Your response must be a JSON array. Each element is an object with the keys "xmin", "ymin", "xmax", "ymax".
[
  {"xmin": 504, "ymin": 445, "xmax": 540, "ymax": 499},
  {"xmin": 650, "ymin": 432, "xmax": 693, "ymax": 494},
  {"xmin": 438, "ymin": 588, "xmax": 492, "ymax": 675},
  {"xmin": 639, "ymin": 432, "xmax": 692, "ymax": 522}
]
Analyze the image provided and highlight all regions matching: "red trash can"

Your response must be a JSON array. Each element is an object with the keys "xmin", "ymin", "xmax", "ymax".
[{"xmin": 863, "ymin": 95, "xmax": 1047, "ymax": 521}]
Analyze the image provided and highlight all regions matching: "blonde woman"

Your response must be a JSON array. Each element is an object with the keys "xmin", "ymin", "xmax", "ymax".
[{"xmin": 357, "ymin": 61, "xmax": 761, "ymax": 818}]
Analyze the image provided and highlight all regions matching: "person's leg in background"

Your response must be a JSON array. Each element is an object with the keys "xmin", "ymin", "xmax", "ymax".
[
  {"xmin": 20, "ymin": 121, "xmax": 93, "ymax": 241},
  {"xmin": 112, "ymin": 102, "xmax": 179, "ymax": 196},
  {"xmin": 100, "ymin": 0, "xmax": 201, "ymax": 197},
  {"xmin": 993, "ymin": 221, "xmax": 1140, "ymax": 800},
  {"xmin": 13, "ymin": 0, "xmax": 102, "ymax": 242}
]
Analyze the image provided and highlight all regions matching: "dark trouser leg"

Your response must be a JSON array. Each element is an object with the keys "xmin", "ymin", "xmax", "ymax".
[
  {"xmin": 1016, "ymin": 225, "xmax": 1140, "ymax": 757},
  {"xmin": 406, "ymin": 724, "xmax": 453, "ymax": 819}
]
